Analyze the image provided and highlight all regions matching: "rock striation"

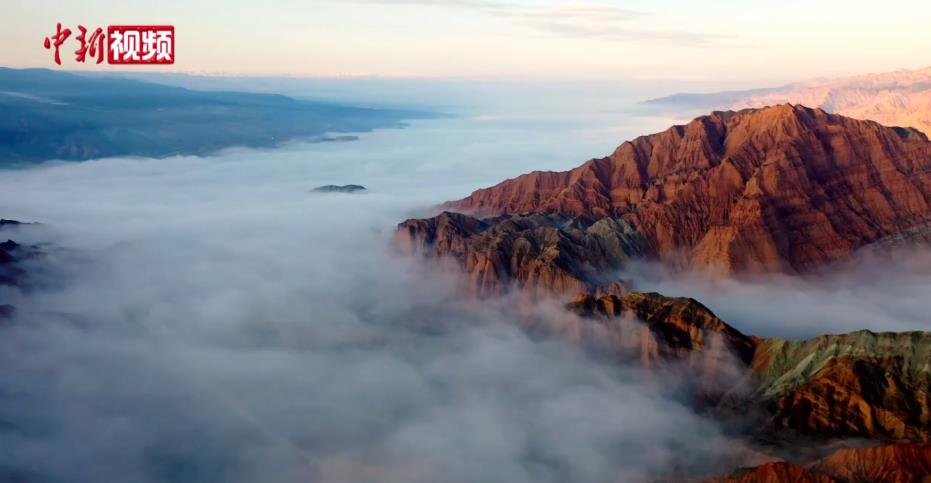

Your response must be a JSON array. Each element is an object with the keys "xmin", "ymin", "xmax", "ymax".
[
  {"xmin": 394, "ymin": 105, "xmax": 931, "ymax": 481},
  {"xmin": 401, "ymin": 105, "xmax": 931, "ymax": 281},
  {"xmin": 567, "ymin": 292, "xmax": 931, "ymax": 443},
  {"xmin": 752, "ymin": 331, "xmax": 931, "ymax": 442},
  {"xmin": 707, "ymin": 443, "xmax": 931, "ymax": 483},
  {"xmin": 396, "ymin": 212, "xmax": 644, "ymax": 297}
]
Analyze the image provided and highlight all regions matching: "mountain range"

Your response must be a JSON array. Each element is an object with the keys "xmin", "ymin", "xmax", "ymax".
[
  {"xmin": 398, "ymin": 104, "xmax": 931, "ymax": 296},
  {"xmin": 0, "ymin": 68, "xmax": 431, "ymax": 164},
  {"xmin": 397, "ymin": 104, "xmax": 931, "ymax": 481},
  {"xmin": 647, "ymin": 66, "xmax": 931, "ymax": 137}
]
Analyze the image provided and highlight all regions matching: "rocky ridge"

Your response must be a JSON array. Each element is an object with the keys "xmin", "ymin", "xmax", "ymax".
[
  {"xmin": 706, "ymin": 443, "xmax": 931, "ymax": 483},
  {"xmin": 402, "ymin": 105, "xmax": 931, "ymax": 281},
  {"xmin": 394, "ymin": 105, "xmax": 931, "ymax": 480},
  {"xmin": 567, "ymin": 292, "xmax": 931, "ymax": 443}
]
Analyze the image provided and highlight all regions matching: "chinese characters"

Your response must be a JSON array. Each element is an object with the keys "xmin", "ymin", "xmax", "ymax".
[
  {"xmin": 109, "ymin": 26, "xmax": 174, "ymax": 64},
  {"xmin": 43, "ymin": 24, "xmax": 174, "ymax": 65},
  {"xmin": 43, "ymin": 23, "xmax": 72, "ymax": 65}
]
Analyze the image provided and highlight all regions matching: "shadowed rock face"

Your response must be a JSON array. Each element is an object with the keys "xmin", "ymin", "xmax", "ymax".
[
  {"xmin": 567, "ymin": 293, "xmax": 931, "ymax": 443},
  {"xmin": 568, "ymin": 292, "xmax": 757, "ymax": 367},
  {"xmin": 566, "ymin": 293, "xmax": 759, "ymax": 400},
  {"xmin": 396, "ymin": 212, "xmax": 645, "ymax": 297},
  {"xmin": 707, "ymin": 443, "xmax": 931, "ymax": 483},
  {"xmin": 433, "ymin": 105, "xmax": 931, "ymax": 274}
]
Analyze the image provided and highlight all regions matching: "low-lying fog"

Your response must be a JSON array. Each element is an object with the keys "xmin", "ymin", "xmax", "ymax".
[{"xmin": 0, "ymin": 95, "xmax": 928, "ymax": 482}]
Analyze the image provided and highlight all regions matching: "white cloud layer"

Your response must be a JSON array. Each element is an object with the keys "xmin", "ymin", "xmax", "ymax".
[
  {"xmin": 0, "ymin": 90, "xmax": 928, "ymax": 482},
  {"xmin": 0, "ymin": 111, "xmax": 735, "ymax": 482}
]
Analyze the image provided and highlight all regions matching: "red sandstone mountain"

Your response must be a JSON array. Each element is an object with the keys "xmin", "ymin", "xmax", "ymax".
[
  {"xmin": 396, "ymin": 105, "xmax": 931, "ymax": 480},
  {"xmin": 396, "ymin": 212, "xmax": 643, "ymax": 297},
  {"xmin": 421, "ymin": 105, "xmax": 931, "ymax": 275},
  {"xmin": 707, "ymin": 443, "xmax": 931, "ymax": 482}
]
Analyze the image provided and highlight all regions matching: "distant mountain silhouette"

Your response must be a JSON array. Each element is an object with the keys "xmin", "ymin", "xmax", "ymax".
[
  {"xmin": 0, "ymin": 68, "xmax": 434, "ymax": 164},
  {"xmin": 647, "ymin": 66, "xmax": 931, "ymax": 136}
]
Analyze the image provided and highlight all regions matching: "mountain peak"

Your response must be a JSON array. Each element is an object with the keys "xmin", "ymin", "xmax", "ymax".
[{"xmin": 408, "ymin": 105, "xmax": 931, "ymax": 282}]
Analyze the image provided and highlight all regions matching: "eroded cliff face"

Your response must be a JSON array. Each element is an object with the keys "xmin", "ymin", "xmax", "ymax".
[
  {"xmin": 429, "ymin": 105, "xmax": 931, "ymax": 274},
  {"xmin": 568, "ymin": 292, "xmax": 757, "ymax": 364},
  {"xmin": 752, "ymin": 332, "xmax": 931, "ymax": 442},
  {"xmin": 565, "ymin": 293, "xmax": 931, "ymax": 443},
  {"xmin": 707, "ymin": 443, "xmax": 931, "ymax": 483},
  {"xmin": 393, "ymin": 105, "xmax": 931, "ymax": 481},
  {"xmin": 565, "ymin": 292, "xmax": 759, "ymax": 401},
  {"xmin": 396, "ymin": 212, "xmax": 645, "ymax": 297}
]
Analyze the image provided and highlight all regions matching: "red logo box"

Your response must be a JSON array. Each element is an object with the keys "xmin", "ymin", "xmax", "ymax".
[{"xmin": 107, "ymin": 25, "xmax": 174, "ymax": 64}]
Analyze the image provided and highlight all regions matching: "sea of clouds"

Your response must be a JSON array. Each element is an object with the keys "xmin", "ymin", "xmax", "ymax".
[
  {"xmin": 0, "ymin": 113, "xmax": 735, "ymax": 483},
  {"xmin": 0, "ymin": 90, "xmax": 928, "ymax": 482}
]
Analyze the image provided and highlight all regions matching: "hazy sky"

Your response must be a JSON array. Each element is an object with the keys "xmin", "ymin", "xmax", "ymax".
[{"xmin": 4, "ymin": 0, "xmax": 931, "ymax": 84}]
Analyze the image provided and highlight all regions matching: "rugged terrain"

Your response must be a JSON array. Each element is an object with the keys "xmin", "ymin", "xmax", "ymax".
[
  {"xmin": 567, "ymin": 292, "xmax": 931, "ymax": 443},
  {"xmin": 396, "ymin": 212, "xmax": 644, "ymax": 297},
  {"xmin": 396, "ymin": 105, "xmax": 931, "ymax": 480},
  {"xmin": 398, "ymin": 105, "xmax": 931, "ymax": 295},
  {"xmin": 706, "ymin": 443, "xmax": 931, "ymax": 482},
  {"xmin": 0, "ymin": 220, "xmax": 36, "ymax": 287}
]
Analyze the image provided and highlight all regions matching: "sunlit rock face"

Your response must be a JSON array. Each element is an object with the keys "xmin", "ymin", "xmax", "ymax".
[
  {"xmin": 391, "ymin": 104, "xmax": 931, "ymax": 481},
  {"xmin": 706, "ymin": 443, "xmax": 931, "ymax": 483},
  {"xmin": 394, "ymin": 105, "xmax": 931, "ymax": 444},
  {"xmin": 411, "ymin": 105, "xmax": 931, "ymax": 279}
]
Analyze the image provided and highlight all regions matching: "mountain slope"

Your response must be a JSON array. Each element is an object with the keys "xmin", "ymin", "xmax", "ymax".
[
  {"xmin": 568, "ymin": 292, "xmax": 931, "ymax": 442},
  {"xmin": 399, "ymin": 105, "xmax": 931, "ymax": 287},
  {"xmin": 396, "ymin": 212, "xmax": 645, "ymax": 297},
  {"xmin": 707, "ymin": 443, "xmax": 931, "ymax": 483},
  {"xmin": 751, "ymin": 331, "xmax": 931, "ymax": 441}
]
